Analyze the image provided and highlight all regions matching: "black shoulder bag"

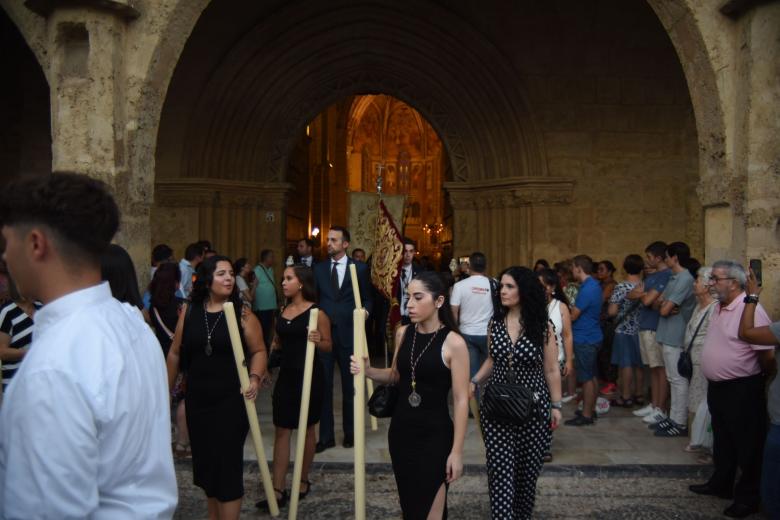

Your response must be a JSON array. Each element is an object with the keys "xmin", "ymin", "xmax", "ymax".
[
  {"xmin": 677, "ymin": 307, "xmax": 710, "ymax": 380},
  {"xmin": 368, "ymin": 327, "xmax": 409, "ymax": 418},
  {"xmin": 481, "ymin": 319, "xmax": 542, "ymax": 425}
]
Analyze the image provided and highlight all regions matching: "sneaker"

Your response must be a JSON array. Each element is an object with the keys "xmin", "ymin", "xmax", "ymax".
[
  {"xmin": 654, "ymin": 422, "xmax": 688, "ymax": 437},
  {"xmin": 633, "ymin": 403, "xmax": 655, "ymax": 417},
  {"xmin": 599, "ymin": 382, "xmax": 617, "ymax": 395},
  {"xmin": 564, "ymin": 414, "xmax": 595, "ymax": 426},
  {"xmin": 642, "ymin": 408, "xmax": 668, "ymax": 424},
  {"xmin": 649, "ymin": 418, "xmax": 674, "ymax": 431},
  {"xmin": 575, "ymin": 408, "xmax": 599, "ymax": 420},
  {"xmin": 561, "ymin": 394, "xmax": 575, "ymax": 404}
]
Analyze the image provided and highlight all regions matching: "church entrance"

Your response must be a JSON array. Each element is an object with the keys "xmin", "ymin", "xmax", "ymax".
[
  {"xmin": 151, "ymin": 0, "xmax": 703, "ymax": 280},
  {"xmin": 285, "ymin": 95, "xmax": 451, "ymax": 269}
]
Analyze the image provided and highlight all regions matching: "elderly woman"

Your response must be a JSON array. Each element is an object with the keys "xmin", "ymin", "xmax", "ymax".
[
  {"xmin": 685, "ymin": 266, "xmax": 717, "ymax": 451},
  {"xmin": 167, "ymin": 255, "xmax": 268, "ymax": 520}
]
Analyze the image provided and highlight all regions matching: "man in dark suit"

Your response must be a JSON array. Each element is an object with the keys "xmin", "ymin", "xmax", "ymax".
[
  {"xmin": 314, "ymin": 226, "xmax": 373, "ymax": 451},
  {"xmin": 296, "ymin": 238, "xmax": 317, "ymax": 267},
  {"xmin": 397, "ymin": 238, "xmax": 420, "ymax": 326}
]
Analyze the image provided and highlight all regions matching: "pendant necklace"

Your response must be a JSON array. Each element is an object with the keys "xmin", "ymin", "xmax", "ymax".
[
  {"xmin": 408, "ymin": 324, "xmax": 443, "ymax": 407},
  {"xmin": 203, "ymin": 303, "xmax": 224, "ymax": 356}
]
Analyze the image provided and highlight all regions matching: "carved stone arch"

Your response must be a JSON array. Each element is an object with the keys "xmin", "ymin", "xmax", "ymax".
[
  {"xmin": 156, "ymin": 0, "xmax": 550, "ymax": 188},
  {"xmin": 645, "ymin": 0, "xmax": 728, "ymax": 200},
  {"xmin": 265, "ymin": 74, "xmax": 475, "ymax": 184}
]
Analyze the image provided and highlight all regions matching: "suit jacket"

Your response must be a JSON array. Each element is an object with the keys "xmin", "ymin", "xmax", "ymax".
[{"xmin": 314, "ymin": 257, "xmax": 373, "ymax": 349}]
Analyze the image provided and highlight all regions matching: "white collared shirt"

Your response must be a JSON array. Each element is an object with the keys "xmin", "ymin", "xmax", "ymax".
[
  {"xmin": 400, "ymin": 264, "xmax": 413, "ymax": 316},
  {"xmin": 0, "ymin": 282, "xmax": 178, "ymax": 519},
  {"xmin": 331, "ymin": 255, "xmax": 348, "ymax": 289},
  {"xmin": 301, "ymin": 255, "xmax": 313, "ymax": 267}
]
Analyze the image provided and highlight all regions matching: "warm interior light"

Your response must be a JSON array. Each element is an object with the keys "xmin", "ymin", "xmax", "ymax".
[{"xmin": 311, "ymin": 226, "xmax": 320, "ymax": 237}]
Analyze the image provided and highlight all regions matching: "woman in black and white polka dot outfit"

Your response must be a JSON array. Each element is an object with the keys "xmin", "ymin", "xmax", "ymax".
[{"xmin": 470, "ymin": 266, "xmax": 563, "ymax": 519}]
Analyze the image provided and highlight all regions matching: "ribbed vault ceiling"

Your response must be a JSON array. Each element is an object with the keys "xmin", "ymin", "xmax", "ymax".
[{"xmin": 156, "ymin": 0, "xmax": 548, "ymax": 183}]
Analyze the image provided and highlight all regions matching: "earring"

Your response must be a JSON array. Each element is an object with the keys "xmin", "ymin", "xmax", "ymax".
[{"xmin": 299, "ymin": 285, "xmax": 303, "ymax": 290}]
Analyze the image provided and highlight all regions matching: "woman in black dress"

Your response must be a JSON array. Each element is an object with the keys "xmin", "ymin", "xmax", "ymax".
[
  {"xmin": 351, "ymin": 271, "xmax": 470, "ymax": 519},
  {"xmin": 470, "ymin": 266, "xmax": 563, "ymax": 520},
  {"xmin": 257, "ymin": 265, "xmax": 332, "ymax": 510},
  {"xmin": 167, "ymin": 255, "xmax": 268, "ymax": 520}
]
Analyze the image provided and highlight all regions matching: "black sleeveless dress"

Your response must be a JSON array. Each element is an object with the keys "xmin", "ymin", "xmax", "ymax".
[
  {"xmin": 272, "ymin": 304, "xmax": 324, "ymax": 428},
  {"xmin": 182, "ymin": 304, "xmax": 249, "ymax": 502},
  {"xmin": 388, "ymin": 325, "xmax": 453, "ymax": 519}
]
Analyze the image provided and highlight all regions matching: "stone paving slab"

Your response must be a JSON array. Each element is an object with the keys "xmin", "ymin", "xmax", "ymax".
[{"xmin": 173, "ymin": 462, "xmax": 768, "ymax": 519}]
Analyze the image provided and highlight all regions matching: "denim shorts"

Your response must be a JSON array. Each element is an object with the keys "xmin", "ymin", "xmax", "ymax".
[{"xmin": 574, "ymin": 342, "xmax": 602, "ymax": 383}]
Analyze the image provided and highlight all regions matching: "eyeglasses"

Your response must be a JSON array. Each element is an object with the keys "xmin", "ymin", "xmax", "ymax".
[{"xmin": 709, "ymin": 275, "xmax": 735, "ymax": 283}]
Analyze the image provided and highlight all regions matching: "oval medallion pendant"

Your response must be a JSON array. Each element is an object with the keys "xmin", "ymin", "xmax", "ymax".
[{"xmin": 408, "ymin": 391, "xmax": 422, "ymax": 407}]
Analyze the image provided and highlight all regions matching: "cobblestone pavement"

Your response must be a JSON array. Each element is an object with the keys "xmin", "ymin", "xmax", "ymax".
[{"xmin": 173, "ymin": 462, "xmax": 768, "ymax": 519}]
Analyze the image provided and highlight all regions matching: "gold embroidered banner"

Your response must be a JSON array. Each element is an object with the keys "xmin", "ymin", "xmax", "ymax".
[{"xmin": 370, "ymin": 200, "xmax": 404, "ymax": 302}]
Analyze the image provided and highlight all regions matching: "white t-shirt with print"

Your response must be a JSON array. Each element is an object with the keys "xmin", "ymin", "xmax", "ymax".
[{"xmin": 451, "ymin": 275, "xmax": 493, "ymax": 336}]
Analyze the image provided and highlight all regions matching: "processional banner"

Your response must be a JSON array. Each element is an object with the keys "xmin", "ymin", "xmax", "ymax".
[{"xmin": 348, "ymin": 192, "xmax": 405, "ymax": 328}]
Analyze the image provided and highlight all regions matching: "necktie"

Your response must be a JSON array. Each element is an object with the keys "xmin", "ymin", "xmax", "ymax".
[{"xmin": 331, "ymin": 261, "xmax": 340, "ymax": 294}]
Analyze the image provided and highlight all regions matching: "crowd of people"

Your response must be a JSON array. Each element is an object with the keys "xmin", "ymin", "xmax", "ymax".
[{"xmin": 0, "ymin": 172, "xmax": 778, "ymax": 519}]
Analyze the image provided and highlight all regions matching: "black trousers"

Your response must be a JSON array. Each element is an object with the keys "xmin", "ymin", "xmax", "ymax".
[{"xmin": 707, "ymin": 374, "xmax": 767, "ymax": 506}]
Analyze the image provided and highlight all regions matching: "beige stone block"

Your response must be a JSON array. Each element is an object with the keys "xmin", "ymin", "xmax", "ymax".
[
  {"xmin": 597, "ymin": 77, "xmax": 621, "ymax": 104},
  {"xmin": 544, "ymin": 131, "xmax": 593, "ymax": 158},
  {"xmin": 547, "ymin": 158, "xmax": 585, "ymax": 178},
  {"xmin": 595, "ymin": 132, "xmax": 647, "ymax": 158}
]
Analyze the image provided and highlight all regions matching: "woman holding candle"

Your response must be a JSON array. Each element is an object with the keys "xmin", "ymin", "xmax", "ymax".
[
  {"xmin": 257, "ymin": 265, "xmax": 332, "ymax": 511},
  {"xmin": 351, "ymin": 270, "xmax": 470, "ymax": 519},
  {"xmin": 166, "ymin": 255, "xmax": 268, "ymax": 520}
]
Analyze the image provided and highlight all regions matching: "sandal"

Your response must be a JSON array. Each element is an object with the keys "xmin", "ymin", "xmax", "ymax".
[
  {"xmin": 256, "ymin": 488, "xmax": 288, "ymax": 510},
  {"xmin": 173, "ymin": 442, "xmax": 191, "ymax": 459},
  {"xmin": 611, "ymin": 398, "xmax": 634, "ymax": 408},
  {"xmin": 633, "ymin": 395, "xmax": 645, "ymax": 406},
  {"xmin": 299, "ymin": 480, "xmax": 311, "ymax": 499}
]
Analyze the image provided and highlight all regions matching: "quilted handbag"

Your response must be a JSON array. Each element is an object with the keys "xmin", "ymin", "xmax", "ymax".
[
  {"xmin": 480, "ymin": 319, "xmax": 541, "ymax": 425},
  {"xmin": 481, "ymin": 382, "xmax": 541, "ymax": 425}
]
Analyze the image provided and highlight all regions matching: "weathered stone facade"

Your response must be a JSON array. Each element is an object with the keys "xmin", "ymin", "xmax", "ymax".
[{"xmin": 1, "ymin": 0, "xmax": 778, "ymax": 313}]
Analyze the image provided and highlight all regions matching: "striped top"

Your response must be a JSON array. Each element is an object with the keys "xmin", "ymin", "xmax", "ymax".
[{"xmin": 0, "ymin": 301, "xmax": 39, "ymax": 389}]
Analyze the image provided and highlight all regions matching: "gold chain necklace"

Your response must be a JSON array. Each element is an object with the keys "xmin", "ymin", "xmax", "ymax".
[{"xmin": 408, "ymin": 324, "xmax": 443, "ymax": 407}]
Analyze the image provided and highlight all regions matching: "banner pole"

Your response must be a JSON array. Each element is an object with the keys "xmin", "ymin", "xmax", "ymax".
[
  {"xmin": 288, "ymin": 309, "xmax": 319, "ymax": 520},
  {"xmin": 223, "ymin": 302, "xmax": 279, "ymax": 517}
]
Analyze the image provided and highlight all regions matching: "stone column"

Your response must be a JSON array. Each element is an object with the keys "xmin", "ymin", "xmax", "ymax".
[
  {"xmin": 26, "ymin": 1, "xmax": 150, "ymax": 280},
  {"xmin": 445, "ymin": 177, "xmax": 575, "ymax": 276}
]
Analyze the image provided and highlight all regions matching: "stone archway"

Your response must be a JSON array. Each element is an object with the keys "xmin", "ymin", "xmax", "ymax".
[{"xmin": 5, "ymin": 0, "xmax": 777, "ymax": 310}]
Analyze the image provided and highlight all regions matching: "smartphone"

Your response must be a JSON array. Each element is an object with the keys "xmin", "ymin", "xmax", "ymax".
[{"xmin": 749, "ymin": 259, "xmax": 762, "ymax": 287}]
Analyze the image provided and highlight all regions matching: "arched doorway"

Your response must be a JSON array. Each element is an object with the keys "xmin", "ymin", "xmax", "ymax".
[
  {"xmin": 151, "ymin": 0, "xmax": 702, "ymax": 278},
  {"xmin": 286, "ymin": 95, "xmax": 452, "ymax": 269}
]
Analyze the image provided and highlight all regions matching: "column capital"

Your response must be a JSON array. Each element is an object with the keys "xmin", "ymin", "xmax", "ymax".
[
  {"xmin": 154, "ymin": 178, "xmax": 294, "ymax": 210},
  {"xmin": 25, "ymin": 0, "xmax": 140, "ymax": 20},
  {"xmin": 444, "ymin": 176, "xmax": 575, "ymax": 210}
]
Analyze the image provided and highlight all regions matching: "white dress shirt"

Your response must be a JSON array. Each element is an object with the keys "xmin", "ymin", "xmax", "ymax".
[
  {"xmin": 400, "ymin": 264, "xmax": 413, "ymax": 317},
  {"xmin": 331, "ymin": 255, "xmax": 348, "ymax": 288},
  {"xmin": 0, "ymin": 282, "xmax": 178, "ymax": 519},
  {"xmin": 301, "ymin": 255, "xmax": 313, "ymax": 267}
]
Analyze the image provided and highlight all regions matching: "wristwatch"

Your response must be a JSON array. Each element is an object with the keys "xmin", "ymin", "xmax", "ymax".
[
  {"xmin": 550, "ymin": 401, "xmax": 563, "ymax": 410},
  {"xmin": 744, "ymin": 294, "xmax": 760, "ymax": 304}
]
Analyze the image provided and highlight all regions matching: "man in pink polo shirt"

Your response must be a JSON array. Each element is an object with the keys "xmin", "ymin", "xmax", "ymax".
[{"xmin": 690, "ymin": 260, "xmax": 775, "ymax": 518}]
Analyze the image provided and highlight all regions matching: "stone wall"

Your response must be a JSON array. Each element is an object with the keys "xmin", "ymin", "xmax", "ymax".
[{"xmin": 1, "ymin": 0, "xmax": 777, "ymax": 314}]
